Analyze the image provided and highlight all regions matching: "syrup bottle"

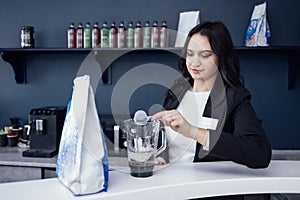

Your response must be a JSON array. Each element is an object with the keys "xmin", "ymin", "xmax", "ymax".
[
  {"xmin": 92, "ymin": 22, "xmax": 100, "ymax": 48},
  {"xmin": 160, "ymin": 21, "xmax": 169, "ymax": 48},
  {"xmin": 67, "ymin": 23, "xmax": 76, "ymax": 48},
  {"xmin": 84, "ymin": 22, "xmax": 92, "ymax": 48},
  {"xmin": 109, "ymin": 21, "xmax": 118, "ymax": 48},
  {"xmin": 151, "ymin": 21, "xmax": 160, "ymax": 48},
  {"xmin": 118, "ymin": 21, "xmax": 126, "ymax": 48},
  {"xmin": 134, "ymin": 21, "xmax": 142, "ymax": 48},
  {"xmin": 126, "ymin": 21, "xmax": 134, "ymax": 48},
  {"xmin": 76, "ymin": 23, "xmax": 84, "ymax": 48},
  {"xmin": 143, "ymin": 21, "xmax": 151, "ymax": 48},
  {"xmin": 100, "ymin": 22, "xmax": 109, "ymax": 48}
]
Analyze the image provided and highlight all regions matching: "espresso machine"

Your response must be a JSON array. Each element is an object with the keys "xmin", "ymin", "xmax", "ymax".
[{"xmin": 22, "ymin": 106, "xmax": 66, "ymax": 158}]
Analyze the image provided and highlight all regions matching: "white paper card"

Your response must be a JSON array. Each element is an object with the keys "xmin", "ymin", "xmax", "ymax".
[
  {"xmin": 198, "ymin": 117, "xmax": 219, "ymax": 131},
  {"xmin": 199, "ymin": 117, "xmax": 218, "ymax": 151},
  {"xmin": 175, "ymin": 11, "xmax": 200, "ymax": 47}
]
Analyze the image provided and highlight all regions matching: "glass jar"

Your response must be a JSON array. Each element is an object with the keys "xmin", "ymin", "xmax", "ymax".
[{"xmin": 21, "ymin": 26, "xmax": 35, "ymax": 48}]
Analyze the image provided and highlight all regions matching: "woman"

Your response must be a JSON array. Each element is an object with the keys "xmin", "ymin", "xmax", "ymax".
[{"xmin": 153, "ymin": 21, "xmax": 271, "ymax": 169}]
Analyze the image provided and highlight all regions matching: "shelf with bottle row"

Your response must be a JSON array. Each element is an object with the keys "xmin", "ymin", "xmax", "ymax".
[
  {"xmin": 0, "ymin": 47, "xmax": 182, "ymax": 85},
  {"xmin": 0, "ymin": 46, "xmax": 299, "ymax": 88}
]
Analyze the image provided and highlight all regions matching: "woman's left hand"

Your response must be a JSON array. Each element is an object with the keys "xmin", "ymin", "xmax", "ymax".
[{"xmin": 152, "ymin": 110, "xmax": 196, "ymax": 139}]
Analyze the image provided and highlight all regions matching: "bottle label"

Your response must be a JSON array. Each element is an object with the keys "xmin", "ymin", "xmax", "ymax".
[
  {"xmin": 109, "ymin": 30, "xmax": 117, "ymax": 48},
  {"xmin": 84, "ymin": 29, "xmax": 91, "ymax": 48},
  {"xmin": 76, "ymin": 29, "xmax": 83, "ymax": 48},
  {"xmin": 101, "ymin": 30, "xmax": 109, "ymax": 48},
  {"xmin": 134, "ymin": 28, "xmax": 142, "ymax": 48},
  {"xmin": 160, "ymin": 28, "xmax": 168, "ymax": 47},
  {"xmin": 127, "ymin": 28, "xmax": 134, "ymax": 48},
  {"xmin": 118, "ymin": 29, "xmax": 125, "ymax": 48},
  {"xmin": 143, "ymin": 27, "xmax": 151, "ymax": 48},
  {"xmin": 92, "ymin": 29, "xmax": 99, "ymax": 48},
  {"xmin": 21, "ymin": 30, "xmax": 33, "ymax": 47},
  {"xmin": 67, "ymin": 29, "xmax": 75, "ymax": 48},
  {"xmin": 151, "ymin": 27, "xmax": 160, "ymax": 48}
]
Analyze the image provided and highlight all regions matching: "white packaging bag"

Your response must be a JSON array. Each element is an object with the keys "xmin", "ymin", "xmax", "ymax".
[
  {"xmin": 244, "ymin": 2, "xmax": 270, "ymax": 47},
  {"xmin": 175, "ymin": 11, "xmax": 200, "ymax": 47},
  {"xmin": 56, "ymin": 75, "xmax": 109, "ymax": 195}
]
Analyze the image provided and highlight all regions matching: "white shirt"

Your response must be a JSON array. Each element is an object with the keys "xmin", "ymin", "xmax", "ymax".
[{"xmin": 167, "ymin": 90, "xmax": 210, "ymax": 163}]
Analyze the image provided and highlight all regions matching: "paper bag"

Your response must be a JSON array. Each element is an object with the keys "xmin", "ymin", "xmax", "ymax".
[
  {"xmin": 175, "ymin": 11, "xmax": 200, "ymax": 47},
  {"xmin": 56, "ymin": 75, "xmax": 109, "ymax": 195},
  {"xmin": 244, "ymin": 2, "xmax": 271, "ymax": 47}
]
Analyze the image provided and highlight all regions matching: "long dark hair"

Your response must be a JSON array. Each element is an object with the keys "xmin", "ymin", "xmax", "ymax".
[{"xmin": 178, "ymin": 21, "xmax": 243, "ymax": 88}]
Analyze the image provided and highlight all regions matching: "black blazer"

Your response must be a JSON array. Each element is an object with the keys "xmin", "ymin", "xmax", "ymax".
[{"xmin": 162, "ymin": 75, "xmax": 272, "ymax": 169}]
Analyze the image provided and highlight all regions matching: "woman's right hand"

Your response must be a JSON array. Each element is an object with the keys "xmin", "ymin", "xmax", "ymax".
[
  {"xmin": 155, "ymin": 156, "xmax": 167, "ymax": 165},
  {"xmin": 152, "ymin": 110, "xmax": 195, "ymax": 139}
]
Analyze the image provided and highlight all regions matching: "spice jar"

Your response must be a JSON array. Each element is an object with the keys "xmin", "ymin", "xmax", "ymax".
[{"xmin": 21, "ymin": 26, "xmax": 35, "ymax": 48}]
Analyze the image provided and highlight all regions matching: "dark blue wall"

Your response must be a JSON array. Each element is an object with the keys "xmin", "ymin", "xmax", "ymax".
[{"xmin": 0, "ymin": 0, "xmax": 300, "ymax": 149}]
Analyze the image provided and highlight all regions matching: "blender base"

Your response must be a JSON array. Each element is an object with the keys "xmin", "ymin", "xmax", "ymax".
[
  {"xmin": 130, "ymin": 171, "xmax": 153, "ymax": 178},
  {"xmin": 129, "ymin": 163, "xmax": 154, "ymax": 178}
]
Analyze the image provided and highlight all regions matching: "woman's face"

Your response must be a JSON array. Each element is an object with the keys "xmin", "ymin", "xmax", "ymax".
[{"xmin": 186, "ymin": 33, "xmax": 219, "ymax": 83}]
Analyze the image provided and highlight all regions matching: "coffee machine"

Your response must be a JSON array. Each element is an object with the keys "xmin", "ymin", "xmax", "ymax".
[{"xmin": 22, "ymin": 106, "xmax": 66, "ymax": 158}]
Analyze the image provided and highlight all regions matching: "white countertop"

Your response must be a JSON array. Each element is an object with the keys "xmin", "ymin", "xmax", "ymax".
[
  {"xmin": 1, "ymin": 146, "xmax": 298, "ymax": 169},
  {"xmin": 0, "ymin": 146, "xmax": 57, "ymax": 168},
  {"xmin": 0, "ymin": 160, "xmax": 300, "ymax": 200},
  {"xmin": 0, "ymin": 147, "xmax": 128, "ymax": 169}
]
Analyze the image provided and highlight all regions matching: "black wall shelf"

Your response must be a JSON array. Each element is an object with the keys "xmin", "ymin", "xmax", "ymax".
[
  {"xmin": 236, "ymin": 46, "xmax": 300, "ymax": 89},
  {"xmin": 0, "ymin": 47, "xmax": 182, "ymax": 85},
  {"xmin": 0, "ymin": 46, "xmax": 299, "ymax": 88},
  {"xmin": 0, "ymin": 48, "xmax": 94, "ymax": 84}
]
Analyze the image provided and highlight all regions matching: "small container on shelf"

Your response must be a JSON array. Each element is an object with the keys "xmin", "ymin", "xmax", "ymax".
[
  {"xmin": 160, "ymin": 21, "xmax": 169, "ymax": 48},
  {"xmin": 134, "ymin": 21, "xmax": 142, "ymax": 48},
  {"xmin": 76, "ymin": 23, "xmax": 84, "ymax": 48},
  {"xmin": 21, "ymin": 26, "xmax": 35, "ymax": 48},
  {"xmin": 7, "ymin": 131, "xmax": 18, "ymax": 147},
  {"xmin": 100, "ymin": 22, "xmax": 109, "ymax": 48},
  {"xmin": 0, "ymin": 130, "xmax": 8, "ymax": 147},
  {"xmin": 151, "ymin": 21, "xmax": 160, "ymax": 48},
  {"xmin": 109, "ymin": 21, "xmax": 118, "ymax": 48},
  {"xmin": 126, "ymin": 21, "xmax": 134, "ymax": 48},
  {"xmin": 142, "ymin": 21, "xmax": 151, "ymax": 48},
  {"xmin": 84, "ymin": 22, "xmax": 92, "ymax": 48},
  {"xmin": 92, "ymin": 22, "xmax": 100, "ymax": 48},
  {"xmin": 67, "ymin": 23, "xmax": 76, "ymax": 48},
  {"xmin": 118, "ymin": 21, "xmax": 126, "ymax": 48}
]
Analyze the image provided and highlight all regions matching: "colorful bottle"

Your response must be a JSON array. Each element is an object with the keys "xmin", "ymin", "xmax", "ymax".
[
  {"xmin": 92, "ymin": 22, "xmax": 100, "ymax": 48},
  {"xmin": 134, "ymin": 21, "xmax": 142, "ymax": 48},
  {"xmin": 67, "ymin": 23, "xmax": 76, "ymax": 48},
  {"xmin": 118, "ymin": 21, "xmax": 126, "ymax": 48},
  {"xmin": 84, "ymin": 22, "xmax": 92, "ymax": 48},
  {"xmin": 151, "ymin": 21, "xmax": 160, "ymax": 48},
  {"xmin": 76, "ymin": 23, "xmax": 84, "ymax": 48},
  {"xmin": 109, "ymin": 21, "xmax": 118, "ymax": 48},
  {"xmin": 143, "ymin": 21, "xmax": 151, "ymax": 48},
  {"xmin": 160, "ymin": 21, "xmax": 168, "ymax": 48},
  {"xmin": 126, "ymin": 21, "xmax": 134, "ymax": 48},
  {"xmin": 100, "ymin": 22, "xmax": 109, "ymax": 48}
]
